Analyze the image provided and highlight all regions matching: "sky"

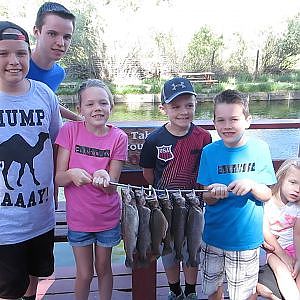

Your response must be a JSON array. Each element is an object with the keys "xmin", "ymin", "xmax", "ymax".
[
  {"xmin": 1, "ymin": 0, "xmax": 299, "ymax": 57},
  {"xmin": 99, "ymin": 0, "xmax": 300, "ymax": 54}
]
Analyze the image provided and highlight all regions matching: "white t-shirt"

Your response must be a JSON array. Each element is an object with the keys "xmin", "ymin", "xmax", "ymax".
[{"xmin": 265, "ymin": 198, "xmax": 300, "ymax": 249}]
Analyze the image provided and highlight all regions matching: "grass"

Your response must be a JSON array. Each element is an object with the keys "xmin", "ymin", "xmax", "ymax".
[{"xmin": 57, "ymin": 71, "xmax": 300, "ymax": 95}]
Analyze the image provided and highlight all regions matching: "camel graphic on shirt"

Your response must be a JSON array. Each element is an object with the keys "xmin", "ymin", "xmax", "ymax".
[{"xmin": 0, "ymin": 132, "xmax": 49, "ymax": 190}]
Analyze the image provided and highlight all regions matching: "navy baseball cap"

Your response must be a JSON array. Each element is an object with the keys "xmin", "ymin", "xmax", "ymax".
[
  {"xmin": 161, "ymin": 77, "xmax": 197, "ymax": 104},
  {"xmin": 0, "ymin": 21, "xmax": 30, "ymax": 45}
]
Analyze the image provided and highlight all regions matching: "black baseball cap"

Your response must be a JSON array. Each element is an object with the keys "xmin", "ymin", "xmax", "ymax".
[
  {"xmin": 0, "ymin": 21, "xmax": 30, "ymax": 45},
  {"xmin": 161, "ymin": 77, "xmax": 197, "ymax": 104}
]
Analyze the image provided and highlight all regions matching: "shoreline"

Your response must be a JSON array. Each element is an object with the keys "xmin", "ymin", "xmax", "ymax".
[{"xmin": 59, "ymin": 90, "xmax": 300, "ymax": 104}]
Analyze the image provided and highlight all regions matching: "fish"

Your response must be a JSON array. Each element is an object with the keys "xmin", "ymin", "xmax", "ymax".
[
  {"xmin": 171, "ymin": 191, "xmax": 187, "ymax": 261},
  {"xmin": 135, "ymin": 188, "xmax": 152, "ymax": 264},
  {"xmin": 185, "ymin": 191, "xmax": 203, "ymax": 267},
  {"xmin": 121, "ymin": 187, "xmax": 139, "ymax": 268},
  {"xmin": 147, "ymin": 193, "xmax": 168, "ymax": 257},
  {"xmin": 157, "ymin": 192, "xmax": 173, "ymax": 256}
]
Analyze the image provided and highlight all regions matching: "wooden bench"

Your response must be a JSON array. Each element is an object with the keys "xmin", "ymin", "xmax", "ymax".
[
  {"xmin": 179, "ymin": 72, "xmax": 218, "ymax": 85},
  {"xmin": 59, "ymin": 82, "xmax": 78, "ymax": 89}
]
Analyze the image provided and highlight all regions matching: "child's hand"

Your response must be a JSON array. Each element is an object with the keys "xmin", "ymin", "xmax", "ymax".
[
  {"xmin": 207, "ymin": 183, "xmax": 229, "ymax": 199},
  {"xmin": 292, "ymin": 260, "xmax": 300, "ymax": 279},
  {"xmin": 228, "ymin": 179, "xmax": 254, "ymax": 196},
  {"xmin": 278, "ymin": 250, "xmax": 296, "ymax": 273},
  {"xmin": 69, "ymin": 168, "xmax": 93, "ymax": 186},
  {"xmin": 92, "ymin": 169, "xmax": 110, "ymax": 190}
]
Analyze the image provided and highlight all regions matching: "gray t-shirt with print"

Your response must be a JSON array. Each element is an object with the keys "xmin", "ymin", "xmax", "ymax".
[{"xmin": 0, "ymin": 79, "xmax": 62, "ymax": 244}]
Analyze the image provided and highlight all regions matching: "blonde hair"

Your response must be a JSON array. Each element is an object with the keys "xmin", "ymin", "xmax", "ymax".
[
  {"xmin": 77, "ymin": 79, "xmax": 114, "ymax": 108},
  {"xmin": 272, "ymin": 158, "xmax": 300, "ymax": 199}
]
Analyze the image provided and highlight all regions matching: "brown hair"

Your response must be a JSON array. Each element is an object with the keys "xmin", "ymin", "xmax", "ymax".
[
  {"xmin": 272, "ymin": 158, "xmax": 300, "ymax": 199},
  {"xmin": 213, "ymin": 89, "xmax": 250, "ymax": 119},
  {"xmin": 77, "ymin": 79, "xmax": 114, "ymax": 108},
  {"xmin": 35, "ymin": 2, "xmax": 75, "ymax": 30}
]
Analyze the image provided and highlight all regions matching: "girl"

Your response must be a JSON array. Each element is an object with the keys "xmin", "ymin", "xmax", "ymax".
[
  {"xmin": 55, "ymin": 79, "xmax": 128, "ymax": 300},
  {"xmin": 264, "ymin": 158, "xmax": 300, "ymax": 300}
]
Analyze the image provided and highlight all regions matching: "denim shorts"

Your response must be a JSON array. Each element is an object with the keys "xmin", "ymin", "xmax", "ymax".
[{"xmin": 68, "ymin": 223, "xmax": 121, "ymax": 248}]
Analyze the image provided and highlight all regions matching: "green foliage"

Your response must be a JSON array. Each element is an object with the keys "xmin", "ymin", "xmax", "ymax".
[
  {"xmin": 225, "ymin": 33, "xmax": 250, "ymax": 76},
  {"xmin": 184, "ymin": 26, "xmax": 224, "ymax": 72},
  {"xmin": 114, "ymin": 85, "xmax": 148, "ymax": 95},
  {"xmin": 61, "ymin": 0, "xmax": 108, "ymax": 80},
  {"xmin": 261, "ymin": 13, "xmax": 300, "ymax": 73}
]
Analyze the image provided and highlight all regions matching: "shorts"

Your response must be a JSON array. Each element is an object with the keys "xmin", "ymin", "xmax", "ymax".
[
  {"xmin": 200, "ymin": 241, "xmax": 259, "ymax": 300},
  {"xmin": 68, "ymin": 223, "xmax": 121, "ymax": 248},
  {"xmin": 0, "ymin": 229, "xmax": 54, "ymax": 299},
  {"xmin": 285, "ymin": 244, "xmax": 296, "ymax": 258},
  {"xmin": 162, "ymin": 239, "xmax": 200, "ymax": 269},
  {"xmin": 258, "ymin": 264, "xmax": 283, "ymax": 299}
]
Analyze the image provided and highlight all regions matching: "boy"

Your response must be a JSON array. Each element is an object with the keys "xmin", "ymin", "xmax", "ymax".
[
  {"xmin": 197, "ymin": 89, "xmax": 276, "ymax": 300},
  {"xmin": 0, "ymin": 21, "xmax": 62, "ymax": 300},
  {"xmin": 27, "ymin": 1, "xmax": 81, "ymax": 121},
  {"xmin": 139, "ymin": 77, "xmax": 211, "ymax": 299}
]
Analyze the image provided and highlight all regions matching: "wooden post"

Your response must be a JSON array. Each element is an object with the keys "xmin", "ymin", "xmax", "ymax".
[
  {"xmin": 254, "ymin": 49, "xmax": 259, "ymax": 80},
  {"xmin": 132, "ymin": 259, "xmax": 157, "ymax": 300}
]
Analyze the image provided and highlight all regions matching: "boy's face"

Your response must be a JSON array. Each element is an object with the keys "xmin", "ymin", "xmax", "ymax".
[
  {"xmin": 161, "ymin": 94, "xmax": 196, "ymax": 131},
  {"xmin": 0, "ymin": 34, "xmax": 29, "ymax": 87},
  {"xmin": 34, "ymin": 14, "xmax": 73, "ymax": 62},
  {"xmin": 214, "ymin": 102, "xmax": 251, "ymax": 148},
  {"xmin": 280, "ymin": 166, "xmax": 300, "ymax": 204}
]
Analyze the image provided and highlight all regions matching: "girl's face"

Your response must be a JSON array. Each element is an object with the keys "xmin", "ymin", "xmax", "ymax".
[
  {"xmin": 280, "ymin": 166, "xmax": 300, "ymax": 204},
  {"xmin": 77, "ymin": 86, "xmax": 112, "ymax": 134}
]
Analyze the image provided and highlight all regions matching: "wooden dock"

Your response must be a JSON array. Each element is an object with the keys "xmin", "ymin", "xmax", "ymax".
[{"xmin": 37, "ymin": 260, "xmax": 231, "ymax": 299}]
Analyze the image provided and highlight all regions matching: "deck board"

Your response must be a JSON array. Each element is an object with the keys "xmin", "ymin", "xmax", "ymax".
[{"xmin": 36, "ymin": 261, "xmax": 271, "ymax": 299}]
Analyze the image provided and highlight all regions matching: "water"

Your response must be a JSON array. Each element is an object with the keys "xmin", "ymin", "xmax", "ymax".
[
  {"xmin": 66, "ymin": 99, "xmax": 300, "ymax": 121},
  {"xmin": 108, "ymin": 100, "xmax": 300, "ymax": 121},
  {"xmin": 66, "ymin": 99, "xmax": 300, "ymax": 159}
]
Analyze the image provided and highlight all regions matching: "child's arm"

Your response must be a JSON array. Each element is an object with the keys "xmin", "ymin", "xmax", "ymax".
[
  {"xmin": 59, "ymin": 105, "xmax": 83, "ymax": 121},
  {"xmin": 55, "ymin": 145, "xmax": 92, "ymax": 187},
  {"xmin": 263, "ymin": 213, "xmax": 295, "ymax": 272},
  {"xmin": 228, "ymin": 179, "xmax": 272, "ymax": 202},
  {"xmin": 203, "ymin": 183, "xmax": 229, "ymax": 205},
  {"xmin": 142, "ymin": 168, "xmax": 154, "ymax": 185},
  {"xmin": 93, "ymin": 159, "xmax": 124, "ymax": 194},
  {"xmin": 292, "ymin": 216, "xmax": 300, "ymax": 279}
]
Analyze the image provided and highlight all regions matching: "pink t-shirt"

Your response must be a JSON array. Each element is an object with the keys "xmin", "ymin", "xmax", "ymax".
[{"xmin": 55, "ymin": 121, "xmax": 128, "ymax": 232}]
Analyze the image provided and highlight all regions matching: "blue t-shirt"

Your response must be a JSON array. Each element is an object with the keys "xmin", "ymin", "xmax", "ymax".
[
  {"xmin": 197, "ymin": 138, "xmax": 276, "ymax": 251},
  {"xmin": 27, "ymin": 58, "xmax": 65, "ymax": 92}
]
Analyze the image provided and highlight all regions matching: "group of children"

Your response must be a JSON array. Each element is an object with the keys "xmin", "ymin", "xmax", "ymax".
[{"xmin": 0, "ymin": 2, "xmax": 299, "ymax": 300}]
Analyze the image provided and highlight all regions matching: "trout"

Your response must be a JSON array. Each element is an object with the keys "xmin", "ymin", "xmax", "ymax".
[
  {"xmin": 185, "ymin": 191, "xmax": 203, "ymax": 267},
  {"xmin": 135, "ymin": 189, "xmax": 151, "ymax": 263},
  {"xmin": 121, "ymin": 187, "xmax": 139, "ymax": 268},
  {"xmin": 157, "ymin": 192, "xmax": 173, "ymax": 256},
  {"xmin": 147, "ymin": 194, "xmax": 168, "ymax": 257},
  {"xmin": 171, "ymin": 191, "xmax": 187, "ymax": 261}
]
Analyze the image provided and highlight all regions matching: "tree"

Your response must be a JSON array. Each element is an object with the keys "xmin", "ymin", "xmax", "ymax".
[
  {"xmin": 261, "ymin": 13, "xmax": 300, "ymax": 74},
  {"xmin": 60, "ymin": 0, "xmax": 109, "ymax": 80},
  {"xmin": 225, "ymin": 33, "xmax": 250, "ymax": 76},
  {"xmin": 183, "ymin": 26, "xmax": 224, "ymax": 72}
]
